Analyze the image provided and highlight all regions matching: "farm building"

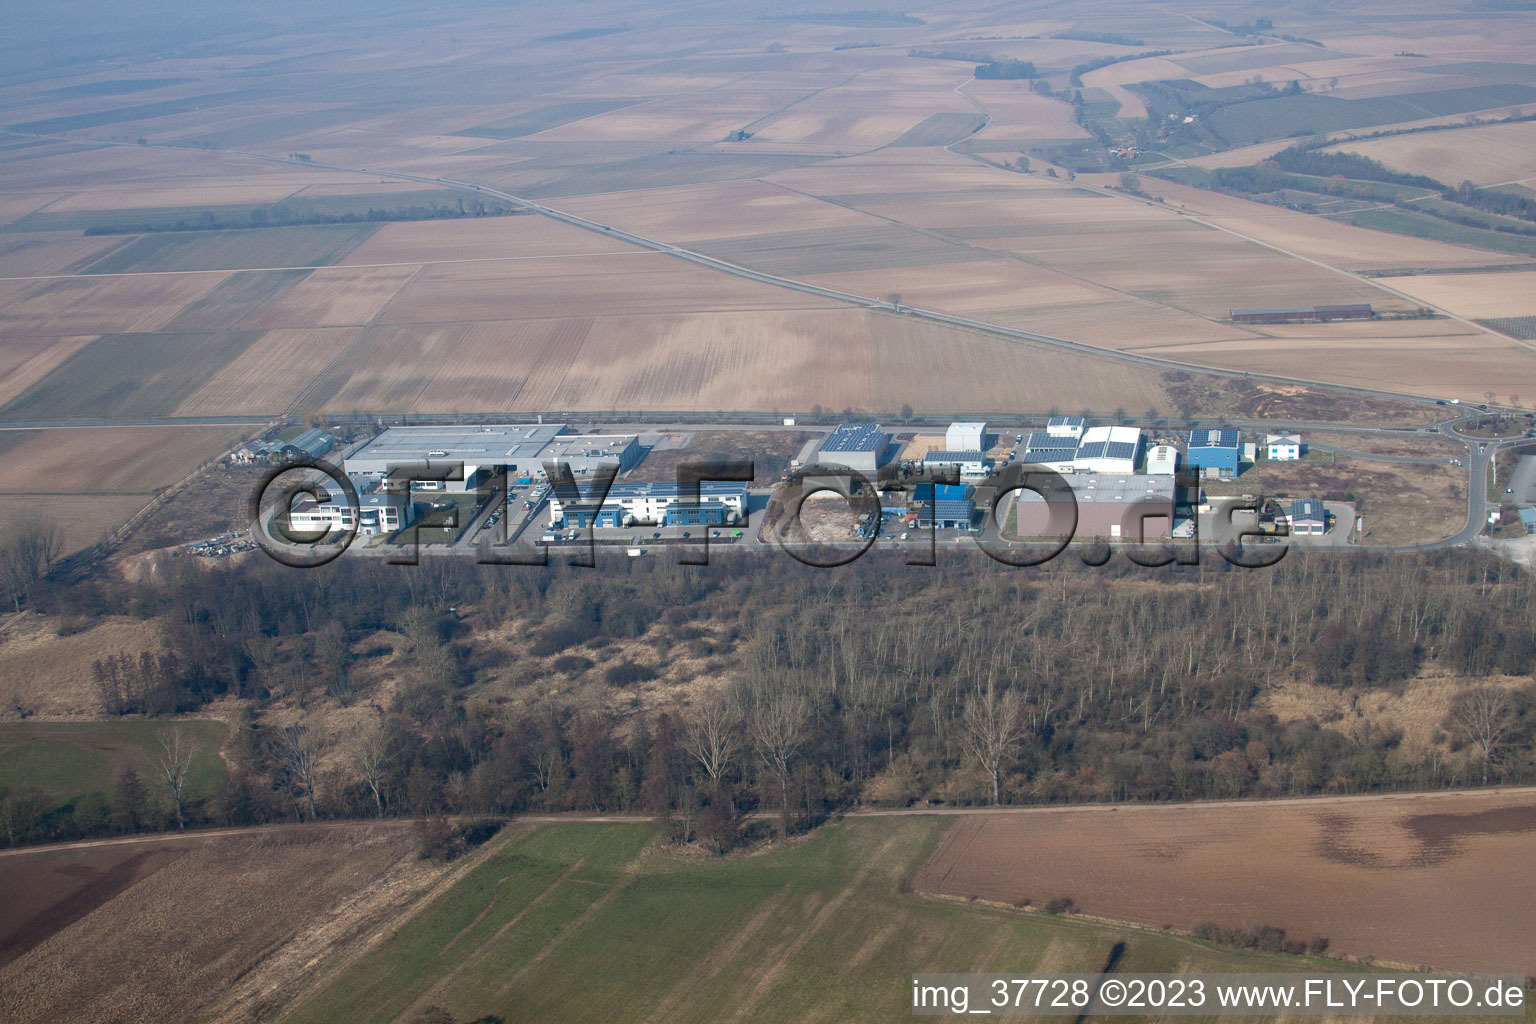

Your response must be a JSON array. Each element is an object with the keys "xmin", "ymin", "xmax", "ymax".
[
  {"xmin": 1288, "ymin": 498, "xmax": 1329, "ymax": 535},
  {"xmin": 816, "ymin": 423, "xmax": 887, "ymax": 474},
  {"xmin": 1147, "ymin": 444, "xmax": 1179, "ymax": 476},
  {"xmin": 1229, "ymin": 304, "xmax": 1372, "ymax": 323},
  {"xmin": 549, "ymin": 481, "xmax": 747, "ymax": 529},
  {"xmin": 1072, "ymin": 425, "xmax": 1142, "ymax": 474},
  {"xmin": 1187, "ymin": 428, "xmax": 1240, "ymax": 478},
  {"xmin": 346, "ymin": 424, "xmax": 567, "ymax": 492},
  {"xmin": 1046, "ymin": 415, "xmax": 1085, "ymax": 439},
  {"xmin": 916, "ymin": 484, "xmax": 976, "ymax": 530},
  {"xmin": 1020, "ymin": 431, "xmax": 1077, "ymax": 473},
  {"xmin": 1013, "ymin": 473, "xmax": 1174, "ymax": 540},
  {"xmin": 279, "ymin": 428, "xmax": 336, "ymax": 461},
  {"xmin": 945, "ymin": 421, "xmax": 987, "ymax": 451},
  {"xmin": 1267, "ymin": 432, "xmax": 1303, "ymax": 460},
  {"xmin": 922, "ymin": 450, "xmax": 988, "ymax": 475}
]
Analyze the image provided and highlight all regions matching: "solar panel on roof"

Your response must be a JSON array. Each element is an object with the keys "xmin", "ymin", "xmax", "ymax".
[{"xmin": 1105, "ymin": 441, "xmax": 1136, "ymax": 460}]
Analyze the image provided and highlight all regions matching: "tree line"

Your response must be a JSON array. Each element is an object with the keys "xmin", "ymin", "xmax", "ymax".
[{"xmin": 3, "ymin": 549, "xmax": 1534, "ymax": 848}]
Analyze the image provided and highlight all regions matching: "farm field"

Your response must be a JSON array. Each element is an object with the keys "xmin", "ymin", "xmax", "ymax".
[
  {"xmin": 1386, "ymin": 270, "xmax": 1536, "ymax": 320},
  {"xmin": 279, "ymin": 817, "xmax": 1420, "ymax": 1024},
  {"xmin": 0, "ymin": 719, "xmax": 227, "ymax": 808},
  {"xmin": 0, "ymin": 823, "xmax": 441, "ymax": 1024},
  {"xmin": 1322, "ymin": 121, "xmax": 1536, "ymax": 187},
  {"xmin": 913, "ymin": 787, "xmax": 1536, "ymax": 976},
  {"xmin": 0, "ymin": 615, "xmax": 166, "ymax": 717},
  {"xmin": 0, "ymin": 425, "xmax": 247, "ymax": 493}
]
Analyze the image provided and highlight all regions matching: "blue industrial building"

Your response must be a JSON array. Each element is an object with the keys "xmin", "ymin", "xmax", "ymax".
[
  {"xmin": 1186, "ymin": 428, "xmax": 1241, "ymax": 478},
  {"xmin": 916, "ymin": 484, "xmax": 975, "ymax": 530}
]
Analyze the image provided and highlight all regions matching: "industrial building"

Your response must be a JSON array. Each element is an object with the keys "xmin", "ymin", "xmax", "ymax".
[
  {"xmin": 1266, "ymin": 432, "xmax": 1303, "ymax": 460},
  {"xmin": 1046, "ymin": 415, "xmax": 1085, "ymax": 439},
  {"xmin": 549, "ymin": 482, "xmax": 747, "ymax": 529},
  {"xmin": 1288, "ymin": 498, "xmax": 1329, "ymax": 535},
  {"xmin": 1519, "ymin": 507, "xmax": 1536, "ymax": 535},
  {"xmin": 538, "ymin": 434, "xmax": 643, "ymax": 479},
  {"xmin": 1187, "ymin": 428, "xmax": 1241, "ymax": 478},
  {"xmin": 1229, "ymin": 304, "xmax": 1372, "ymax": 323},
  {"xmin": 1146, "ymin": 444, "xmax": 1179, "ymax": 476},
  {"xmin": 816, "ymin": 423, "xmax": 887, "ymax": 473},
  {"xmin": 280, "ymin": 428, "xmax": 335, "ymax": 461},
  {"xmin": 1072, "ymin": 425, "xmax": 1143, "ymax": 474},
  {"xmin": 346, "ymin": 424, "xmax": 567, "ymax": 491},
  {"xmin": 1013, "ymin": 474, "xmax": 1175, "ymax": 540},
  {"xmin": 1020, "ymin": 431, "xmax": 1078, "ymax": 473},
  {"xmin": 945, "ymin": 421, "xmax": 986, "ymax": 451},
  {"xmin": 916, "ymin": 484, "xmax": 976, "ymax": 530},
  {"xmin": 922, "ymin": 450, "xmax": 988, "ymax": 475}
]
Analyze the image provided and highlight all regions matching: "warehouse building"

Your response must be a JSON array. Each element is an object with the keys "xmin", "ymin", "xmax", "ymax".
[
  {"xmin": 1230, "ymin": 304, "xmax": 1372, "ymax": 323},
  {"xmin": 1266, "ymin": 432, "xmax": 1303, "ymax": 460},
  {"xmin": 346, "ymin": 424, "xmax": 567, "ymax": 491},
  {"xmin": 1013, "ymin": 473, "xmax": 1175, "ymax": 540},
  {"xmin": 1020, "ymin": 431, "xmax": 1078, "ymax": 473},
  {"xmin": 816, "ymin": 423, "xmax": 888, "ymax": 473},
  {"xmin": 540, "ymin": 433, "xmax": 643, "ymax": 478},
  {"xmin": 916, "ymin": 484, "xmax": 976, "ymax": 530},
  {"xmin": 945, "ymin": 421, "xmax": 987, "ymax": 451},
  {"xmin": 1187, "ymin": 428, "xmax": 1241, "ymax": 478},
  {"xmin": 923, "ymin": 450, "xmax": 988, "ymax": 475},
  {"xmin": 549, "ymin": 482, "xmax": 747, "ymax": 529},
  {"xmin": 1288, "ymin": 497, "xmax": 1329, "ymax": 535},
  {"xmin": 1072, "ymin": 425, "xmax": 1143, "ymax": 474},
  {"xmin": 1046, "ymin": 415, "xmax": 1085, "ymax": 439}
]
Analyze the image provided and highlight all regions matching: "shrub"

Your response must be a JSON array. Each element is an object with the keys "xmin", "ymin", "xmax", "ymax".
[
  {"xmin": 604, "ymin": 661, "xmax": 658, "ymax": 687},
  {"xmin": 550, "ymin": 654, "xmax": 593, "ymax": 675},
  {"xmin": 1045, "ymin": 896, "xmax": 1077, "ymax": 915}
]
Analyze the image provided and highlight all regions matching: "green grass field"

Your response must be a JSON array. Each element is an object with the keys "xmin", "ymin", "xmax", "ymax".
[
  {"xmin": 1339, "ymin": 207, "xmax": 1536, "ymax": 258},
  {"xmin": 0, "ymin": 719, "xmax": 227, "ymax": 803},
  {"xmin": 282, "ymin": 818, "xmax": 1403, "ymax": 1024}
]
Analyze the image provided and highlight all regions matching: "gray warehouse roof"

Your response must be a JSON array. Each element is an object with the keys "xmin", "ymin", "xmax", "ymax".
[
  {"xmin": 347, "ymin": 424, "xmax": 567, "ymax": 469},
  {"xmin": 821, "ymin": 423, "xmax": 886, "ymax": 453},
  {"xmin": 923, "ymin": 450, "xmax": 984, "ymax": 462}
]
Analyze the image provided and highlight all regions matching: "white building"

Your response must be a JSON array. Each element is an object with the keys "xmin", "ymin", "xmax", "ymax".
[
  {"xmin": 1046, "ymin": 415, "xmax": 1085, "ymax": 440},
  {"xmin": 1072, "ymin": 425, "xmax": 1143, "ymax": 474},
  {"xmin": 1147, "ymin": 444, "xmax": 1179, "ymax": 476},
  {"xmin": 922, "ymin": 450, "xmax": 988, "ymax": 475},
  {"xmin": 549, "ymin": 482, "xmax": 747, "ymax": 529},
  {"xmin": 1266, "ymin": 432, "xmax": 1303, "ymax": 460},
  {"xmin": 286, "ymin": 489, "xmax": 413, "ymax": 537},
  {"xmin": 945, "ymin": 421, "xmax": 986, "ymax": 451},
  {"xmin": 1020, "ymin": 431, "xmax": 1077, "ymax": 473}
]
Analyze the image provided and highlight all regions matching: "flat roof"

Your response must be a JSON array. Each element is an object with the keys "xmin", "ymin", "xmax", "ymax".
[
  {"xmin": 1016, "ymin": 474, "xmax": 1173, "ymax": 504},
  {"xmin": 347, "ymin": 424, "xmax": 567, "ymax": 466},
  {"xmin": 543, "ymin": 433, "xmax": 638, "ymax": 459},
  {"xmin": 584, "ymin": 482, "xmax": 747, "ymax": 499},
  {"xmin": 1047, "ymin": 415, "xmax": 1085, "ymax": 427},
  {"xmin": 923, "ymin": 450, "xmax": 984, "ymax": 462},
  {"xmin": 821, "ymin": 423, "xmax": 886, "ymax": 453}
]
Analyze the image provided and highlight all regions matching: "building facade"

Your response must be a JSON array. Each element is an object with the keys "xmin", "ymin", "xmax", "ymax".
[
  {"xmin": 549, "ymin": 482, "xmax": 748, "ymax": 529},
  {"xmin": 945, "ymin": 421, "xmax": 986, "ymax": 451},
  {"xmin": 1266, "ymin": 432, "xmax": 1303, "ymax": 460},
  {"xmin": 922, "ymin": 450, "xmax": 987, "ymax": 475},
  {"xmin": 1187, "ymin": 427, "xmax": 1240, "ymax": 478}
]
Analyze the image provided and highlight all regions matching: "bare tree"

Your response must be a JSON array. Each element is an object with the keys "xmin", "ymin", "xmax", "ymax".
[
  {"xmin": 354, "ymin": 722, "xmax": 391, "ymax": 817},
  {"xmin": 748, "ymin": 689, "xmax": 808, "ymax": 836},
  {"xmin": 154, "ymin": 726, "xmax": 192, "ymax": 828},
  {"xmin": 1448, "ymin": 686, "xmax": 1516, "ymax": 785},
  {"xmin": 681, "ymin": 694, "xmax": 739, "ymax": 791},
  {"xmin": 278, "ymin": 725, "xmax": 327, "ymax": 819},
  {"xmin": 960, "ymin": 683, "xmax": 1028, "ymax": 804}
]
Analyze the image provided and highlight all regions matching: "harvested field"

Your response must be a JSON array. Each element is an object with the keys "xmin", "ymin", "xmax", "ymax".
[
  {"xmin": 0, "ymin": 425, "xmax": 246, "ymax": 494},
  {"xmin": 555, "ymin": 180, "xmax": 871, "ymax": 243},
  {"xmin": 889, "ymin": 113, "xmax": 986, "ymax": 147},
  {"xmin": 0, "ymin": 273, "xmax": 228, "ymax": 337},
  {"xmin": 338, "ymin": 214, "xmax": 635, "ymax": 265},
  {"xmin": 239, "ymin": 264, "xmax": 420, "ymax": 329},
  {"xmin": 372, "ymin": 254, "xmax": 845, "ymax": 325},
  {"xmin": 912, "ymin": 788, "xmax": 1536, "ymax": 975},
  {"xmin": 0, "ymin": 335, "xmax": 97, "ymax": 407},
  {"xmin": 966, "ymin": 82, "xmax": 1086, "ymax": 143},
  {"xmin": 173, "ymin": 327, "xmax": 362, "ymax": 416},
  {"xmin": 0, "ymin": 616, "xmax": 166, "ymax": 717},
  {"xmin": 0, "ymin": 823, "xmax": 443, "ymax": 1024},
  {"xmin": 0, "ymin": 493, "xmax": 151, "ymax": 554},
  {"xmin": 0, "ymin": 233, "xmax": 133, "ymax": 278},
  {"xmin": 158, "ymin": 268, "xmax": 310, "ymax": 331},
  {"xmin": 81, "ymin": 223, "xmax": 379, "ymax": 274},
  {"xmin": 37, "ymin": 183, "xmax": 306, "ymax": 212},
  {"xmin": 1323, "ymin": 120, "xmax": 1536, "ymax": 187},
  {"xmin": 1387, "ymin": 270, "xmax": 1536, "ymax": 319},
  {"xmin": 0, "ymin": 331, "xmax": 261, "ymax": 420}
]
